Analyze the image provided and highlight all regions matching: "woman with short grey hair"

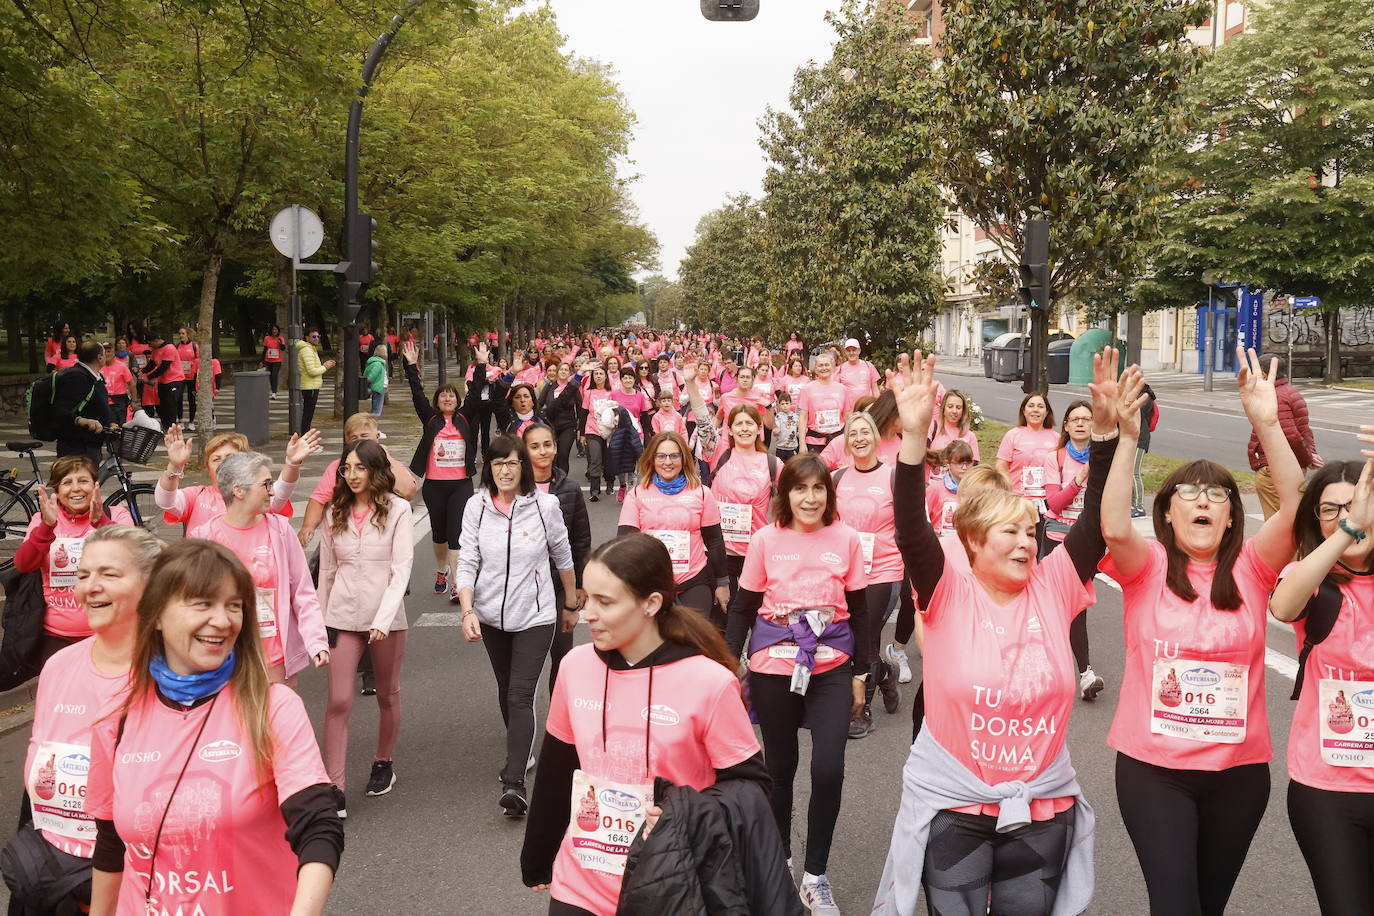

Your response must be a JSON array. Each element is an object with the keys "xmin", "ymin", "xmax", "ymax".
[{"xmin": 190, "ymin": 451, "xmax": 330, "ymax": 685}]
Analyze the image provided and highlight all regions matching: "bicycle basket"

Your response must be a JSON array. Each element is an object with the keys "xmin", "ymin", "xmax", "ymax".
[{"xmin": 114, "ymin": 425, "xmax": 159, "ymax": 465}]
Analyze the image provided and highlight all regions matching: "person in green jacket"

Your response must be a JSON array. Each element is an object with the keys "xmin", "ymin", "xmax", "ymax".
[
  {"xmin": 364, "ymin": 341, "xmax": 389, "ymax": 416},
  {"xmin": 297, "ymin": 329, "xmax": 336, "ymax": 430}
]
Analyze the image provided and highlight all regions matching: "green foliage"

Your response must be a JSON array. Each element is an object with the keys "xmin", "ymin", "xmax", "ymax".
[{"xmin": 678, "ymin": 197, "xmax": 769, "ymax": 339}]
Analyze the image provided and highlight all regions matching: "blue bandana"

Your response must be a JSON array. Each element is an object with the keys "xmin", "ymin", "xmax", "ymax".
[
  {"xmin": 943, "ymin": 471, "xmax": 960, "ymax": 493},
  {"xmin": 1065, "ymin": 440, "xmax": 1091, "ymax": 465},
  {"xmin": 150, "ymin": 651, "xmax": 236, "ymax": 706},
  {"xmin": 652, "ymin": 473, "xmax": 687, "ymax": 496}
]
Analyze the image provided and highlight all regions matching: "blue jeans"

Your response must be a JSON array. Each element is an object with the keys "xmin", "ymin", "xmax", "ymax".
[{"xmin": 370, "ymin": 389, "xmax": 385, "ymax": 416}]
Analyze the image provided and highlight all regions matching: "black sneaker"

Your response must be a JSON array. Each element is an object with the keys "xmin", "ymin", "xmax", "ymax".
[
  {"xmin": 360, "ymin": 672, "xmax": 376, "ymax": 697},
  {"xmin": 878, "ymin": 661, "xmax": 901, "ymax": 715},
  {"xmin": 331, "ymin": 785, "xmax": 347, "ymax": 820},
  {"xmin": 589, "ymin": 491, "xmax": 599, "ymax": 503},
  {"xmin": 500, "ymin": 783, "xmax": 528, "ymax": 817},
  {"xmin": 847, "ymin": 706, "xmax": 873, "ymax": 739},
  {"xmin": 366, "ymin": 760, "xmax": 396, "ymax": 797},
  {"xmin": 434, "ymin": 571, "xmax": 448, "ymax": 594}
]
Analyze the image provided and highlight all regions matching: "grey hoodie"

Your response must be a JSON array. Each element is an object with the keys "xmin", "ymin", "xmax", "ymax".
[{"xmin": 454, "ymin": 489, "xmax": 574, "ymax": 632}]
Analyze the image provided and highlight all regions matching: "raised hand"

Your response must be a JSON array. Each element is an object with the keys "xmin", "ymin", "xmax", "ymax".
[
  {"xmin": 284, "ymin": 428, "xmax": 322, "ymax": 466},
  {"xmin": 1087, "ymin": 346, "xmax": 1122, "ymax": 435},
  {"xmin": 401, "ymin": 340, "xmax": 419, "ymax": 365},
  {"xmin": 163, "ymin": 424, "xmax": 193, "ymax": 470},
  {"xmin": 894, "ymin": 350, "xmax": 938, "ymax": 436},
  {"xmin": 35, "ymin": 485, "xmax": 57, "ymax": 527},
  {"xmin": 1237, "ymin": 346, "xmax": 1279, "ymax": 428},
  {"xmin": 474, "ymin": 343, "xmax": 490, "ymax": 364},
  {"xmin": 1115, "ymin": 367, "xmax": 1150, "ymax": 440},
  {"xmin": 87, "ymin": 480, "xmax": 104, "ymax": 521},
  {"xmin": 1347, "ymin": 458, "xmax": 1374, "ymax": 533}
]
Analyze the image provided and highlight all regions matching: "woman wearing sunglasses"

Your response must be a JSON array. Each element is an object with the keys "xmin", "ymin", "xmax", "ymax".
[{"xmin": 1098, "ymin": 348, "xmax": 1303, "ymax": 916}]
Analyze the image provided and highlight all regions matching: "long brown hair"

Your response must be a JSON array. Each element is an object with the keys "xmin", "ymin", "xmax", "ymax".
[
  {"xmin": 1294, "ymin": 461, "xmax": 1368, "ymax": 585},
  {"xmin": 327, "ymin": 440, "xmax": 395, "ymax": 535},
  {"xmin": 1154, "ymin": 460, "xmax": 1246, "ymax": 609},
  {"xmin": 588, "ymin": 534, "xmax": 737, "ymax": 673},
  {"xmin": 725, "ymin": 403, "xmax": 767, "ymax": 453},
  {"xmin": 1058, "ymin": 399, "xmax": 1093, "ymax": 449},
  {"xmin": 636, "ymin": 431, "xmax": 700, "ymax": 488},
  {"xmin": 938, "ymin": 389, "xmax": 972, "ymax": 437},
  {"xmin": 120, "ymin": 540, "xmax": 274, "ymax": 775}
]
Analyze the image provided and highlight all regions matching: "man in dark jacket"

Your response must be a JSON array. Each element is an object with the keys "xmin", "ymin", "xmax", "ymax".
[
  {"xmin": 1247, "ymin": 354, "xmax": 1320, "ymax": 518},
  {"xmin": 52, "ymin": 340, "xmax": 113, "ymax": 463}
]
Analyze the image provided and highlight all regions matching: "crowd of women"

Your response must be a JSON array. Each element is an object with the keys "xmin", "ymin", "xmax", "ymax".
[{"xmin": 3, "ymin": 324, "xmax": 1373, "ymax": 916}]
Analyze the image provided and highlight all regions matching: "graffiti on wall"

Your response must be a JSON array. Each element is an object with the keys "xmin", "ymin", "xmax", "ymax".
[{"xmin": 1265, "ymin": 307, "xmax": 1374, "ymax": 351}]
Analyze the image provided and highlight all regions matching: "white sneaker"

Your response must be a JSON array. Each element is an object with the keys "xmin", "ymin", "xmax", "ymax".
[
  {"xmin": 884, "ymin": 643, "xmax": 912, "ymax": 684},
  {"xmin": 1079, "ymin": 665, "xmax": 1105, "ymax": 701},
  {"xmin": 800, "ymin": 873, "xmax": 840, "ymax": 916}
]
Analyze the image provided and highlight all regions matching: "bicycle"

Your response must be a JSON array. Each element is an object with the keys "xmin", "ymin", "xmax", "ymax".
[{"xmin": 0, "ymin": 427, "xmax": 177, "ymax": 570}]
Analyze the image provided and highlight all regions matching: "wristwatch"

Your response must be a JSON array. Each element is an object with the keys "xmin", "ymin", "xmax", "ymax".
[
  {"xmin": 1340, "ymin": 518, "xmax": 1367, "ymax": 542},
  {"xmin": 563, "ymin": 604, "xmax": 580, "ymax": 613}
]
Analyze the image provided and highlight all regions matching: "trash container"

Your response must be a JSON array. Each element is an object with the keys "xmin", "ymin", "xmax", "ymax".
[
  {"xmin": 990, "ymin": 334, "xmax": 1028, "ymax": 383},
  {"xmin": 982, "ymin": 343, "xmax": 996, "ymax": 378},
  {"xmin": 1048, "ymin": 338, "xmax": 1075, "ymax": 385},
  {"xmin": 234, "ymin": 370, "xmax": 270, "ymax": 447},
  {"xmin": 1068, "ymin": 329, "xmax": 1126, "ymax": 385}
]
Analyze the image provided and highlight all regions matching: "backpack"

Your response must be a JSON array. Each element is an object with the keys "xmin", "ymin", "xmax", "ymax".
[
  {"xmin": 0, "ymin": 566, "xmax": 46, "ymax": 691},
  {"xmin": 715, "ymin": 447, "xmax": 779, "ymax": 498},
  {"xmin": 26, "ymin": 369, "xmax": 95, "ymax": 441},
  {"xmin": 1290, "ymin": 581, "xmax": 1342, "ymax": 701}
]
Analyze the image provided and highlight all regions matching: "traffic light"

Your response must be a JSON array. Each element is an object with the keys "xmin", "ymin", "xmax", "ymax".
[
  {"xmin": 701, "ymin": 0, "xmax": 759, "ymax": 21},
  {"xmin": 1018, "ymin": 218, "xmax": 1050, "ymax": 310},
  {"xmin": 336, "ymin": 211, "xmax": 378, "ymax": 325}
]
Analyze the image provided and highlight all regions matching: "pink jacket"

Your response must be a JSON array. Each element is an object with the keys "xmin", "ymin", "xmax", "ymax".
[
  {"xmin": 189, "ymin": 513, "xmax": 328, "ymax": 679},
  {"xmin": 316, "ymin": 495, "xmax": 414, "ymax": 635}
]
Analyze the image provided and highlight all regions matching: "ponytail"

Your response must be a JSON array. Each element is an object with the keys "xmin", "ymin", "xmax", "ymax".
[{"xmin": 655, "ymin": 602, "xmax": 738, "ymax": 674}]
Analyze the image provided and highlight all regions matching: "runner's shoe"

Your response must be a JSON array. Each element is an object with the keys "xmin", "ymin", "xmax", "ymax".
[
  {"xmin": 617, "ymin": 485, "xmax": 627, "ymax": 503},
  {"xmin": 878, "ymin": 661, "xmax": 901, "ymax": 714},
  {"xmin": 800, "ymin": 873, "xmax": 841, "ymax": 916},
  {"xmin": 884, "ymin": 643, "xmax": 912, "ymax": 684},
  {"xmin": 847, "ymin": 706, "xmax": 872, "ymax": 739},
  {"xmin": 331, "ymin": 786, "xmax": 347, "ymax": 820},
  {"xmin": 1079, "ymin": 665, "xmax": 1106, "ymax": 701},
  {"xmin": 500, "ymin": 783, "xmax": 529, "ymax": 817},
  {"xmin": 360, "ymin": 672, "xmax": 376, "ymax": 696},
  {"xmin": 366, "ymin": 761, "xmax": 396, "ymax": 797},
  {"xmin": 434, "ymin": 571, "xmax": 448, "ymax": 594}
]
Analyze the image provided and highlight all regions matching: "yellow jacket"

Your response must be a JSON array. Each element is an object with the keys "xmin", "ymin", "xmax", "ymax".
[{"xmin": 297, "ymin": 340, "xmax": 327, "ymax": 391}]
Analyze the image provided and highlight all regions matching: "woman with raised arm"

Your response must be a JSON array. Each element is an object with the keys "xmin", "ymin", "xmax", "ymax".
[
  {"xmin": 874, "ymin": 348, "xmax": 1141, "ymax": 916},
  {"xmin": 1269, "ymin": 454, "xmax": 1374, "ymax": 914},
  {"xmin": 538, "ymin": 363, "xmax": 581, "ymax": 472},
  {"xmin": 1099, "ymin": 348, "xmax": 1302, "ymax": 916}
]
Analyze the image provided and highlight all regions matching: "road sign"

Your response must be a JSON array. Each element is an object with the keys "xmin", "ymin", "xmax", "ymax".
[
  {"xmin": 269, "ymin": 205, "xmax": 324, "ymax": 259},
  {"xmin": 1293, "ymin": 296, "xmax": 1321, "ymax": 309}
]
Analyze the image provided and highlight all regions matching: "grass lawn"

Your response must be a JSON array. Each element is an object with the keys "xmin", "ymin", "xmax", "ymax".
[
  {"xmin": 1328, "ymin": 379, "xmax": 1374, "ymax": 391},
  {"xmin": 972, "ymin": 419, "xmax": 1256, "ymax": 495}
]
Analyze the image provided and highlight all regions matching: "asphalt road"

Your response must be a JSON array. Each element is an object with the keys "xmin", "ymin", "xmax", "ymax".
[{"xmin": 0, "ymin": 443, "xmax": 1321, "ymax": 915}]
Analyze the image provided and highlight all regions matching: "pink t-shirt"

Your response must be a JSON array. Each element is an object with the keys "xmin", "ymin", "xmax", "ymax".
[
  {"xmin": 618, "ymin": 484, "xmax": 720, "ymax": 584},
  {"xmin": 709, "ymin": 450, "xmax": 775, "ymax": 557},
  {"xmin": 929, "ymin": 424, "xmax": 980, "ymax": 463},
  {"xmin": 715, "ymin": 389, "xmax": 754, "ymax": 427},
  {"xmin": 683, "ymin": 377, "xmax": 716, "ymax": 410},
  {"xmin": 651, "ymin": 409, "xmax": 687, "ymax": 437},
  {"xmin": 1284, "ymin": 568, "xmax": 1374, "ymax": 791},
  {"xmin": 153, "ymin": 343, "xmax": 184, "ymax": 382},
  {"xmin": 545, "ymin": 645, "xmax": 759, "ymax": 915},
  {"xmin": 207, "ymin": 517, "xmax": 284, "ymax": 666},
  {"xmin": 996, "ymin": 426, "xmax": 1061, "ymax": 497},
  {"xmin": 926, "ymin": 473, "xmax": 960, "ymax": 535},
  {"xmin": 834, "ymin": 359, "xmax": 879, "ymax": 408},
  {"xmin": 309, "ymin": 454, "xmax": 413, "ymax": 504},
  {"xmin": 1100, "ymin": 539, "xmax": 1277, "ymax": 771},
  {"xmin": 582, "ymin": 389, "xmax": 612, "ymax": 437},
  {"xmin": 28, "ymin": 509, "xmax": 134, "ymax": 638},
  {"xmin": 426, "ymin": 424, "xmax": 468, "ymax": 480},
  {"xmin": 818, "ymin": 434, "xmax": 900, "ymax": 471},
  {"xmin": 923, "ymin": 546, "xmax": 1088, "ymax": 819},
  {"xmin": 86, "ymin": 685, "xmax": 329, "ymax": 916},
  {"xmin": 738, "ymin": 522, "xmax": 867, "ymax": 676},
  {"xmin": 176, "ymin": 341, "xmax": 199, "ymax": 379},
  {"xmin": 163, "ymin": 484, "xmax": 292, "ymax": 530},
  {"xmin": 1047, "ymin": 449, "xmax": 1088, "ymax": 528},
  {"xmin": 100, "ymin": 361, "xmax": 134, "ymax": 397},
  {"xmin": 53, "ymin": 354, "xmax": 79, "ymax": 370},
  {"xmin": 833, "ymin": 463, "xmax": 902, "ymax": 583},
  {"xmin": 610, "ymin": 390, "xmax": 652, "ymax": 433},
  {"xmin": 24, "ymin": 638, "xmax": 128, "ymax": 856},
  {"xmin": 798, "ymin": 381, "xmax": 847, "ymax": 442},
  {"xmin": 780, "ymin": 374, "xmax": 808, "ymax": 403}
]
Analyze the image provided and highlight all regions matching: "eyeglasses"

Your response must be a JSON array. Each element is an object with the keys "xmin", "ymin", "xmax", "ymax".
[
  {"xmin": 1175, "ymin": 483, "xmax": 1230, "ymax": 504},
  {"xmin": 489, "ymin": 459, "xmax": 521, "ymax": 470},
  {"xmin": 951, "ymin": 460, "xmax": 975, "ymax": 468},
  {"xmin": 654, "ymin": 452, "xmax": 682, "ymax": 462},
  {"xmin": 1317, "ymin": 501, "xmax": 1355, "ymax": 521},
  {"xmin": 340, "ymin": 464, "xmax": 367, "ymax": 477}
]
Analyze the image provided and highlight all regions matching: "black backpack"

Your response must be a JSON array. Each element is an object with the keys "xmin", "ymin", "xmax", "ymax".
[
  {"xmin": 26, "ymin": 368, "xmax": 94, "ymax": 441},
  {"xmin": 0, "ymin": 566, "xmax": 46, "ymax": 691},
  {"xmin": 1290, "ymin": 581, "xmax": 1343, "ymax": 701}
]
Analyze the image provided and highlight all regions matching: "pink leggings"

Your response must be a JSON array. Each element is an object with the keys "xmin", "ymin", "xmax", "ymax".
[{"xmin": 324, "ymin": 629, "xmax": 408, "ymax": 790}]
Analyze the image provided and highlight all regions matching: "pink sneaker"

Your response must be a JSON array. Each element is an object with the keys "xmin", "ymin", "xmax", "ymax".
[{"xmin": 616, "ymin": 485, "xmax": 626, "ymax": 503}]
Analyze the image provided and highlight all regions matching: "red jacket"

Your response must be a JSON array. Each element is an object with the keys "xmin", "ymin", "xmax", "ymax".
[{"xmin": 1247, "ymin": 378, "xmax": 1315, "ymax": 470}]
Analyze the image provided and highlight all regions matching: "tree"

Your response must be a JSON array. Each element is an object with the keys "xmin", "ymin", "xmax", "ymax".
[
  {"xmin": 679, "ymin": 198, "xmax": 769, "ymax": 338},
  {"xmin": 1137, "ymin": 0, "xmax": 1374, "ymax": 382},
  {"xmin": 938, "ymin": 0, "xmax": 1209, "ymax": 384},
  {"xmin": 758, "ymin": 0, "xmax": 944, "ymax": 357}
]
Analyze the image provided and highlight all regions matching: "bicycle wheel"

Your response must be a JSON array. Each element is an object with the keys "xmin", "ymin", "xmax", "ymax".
[
  {"xmin": 106, "ymin": 483, "xmax": 179, "ymax": 544},
  {"xmin": 0, "ymin": 480, "xmax": 37, "ymax": 572}
]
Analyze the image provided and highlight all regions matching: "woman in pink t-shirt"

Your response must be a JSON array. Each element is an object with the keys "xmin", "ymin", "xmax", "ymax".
[
  {"xmin": 876, "ymin": 349, "xmax": 1136, "ymax": 916},
  {"xmin": 1099, "ymin": 348, "xmax": 1303, "ymax": 916},
  {"xmin": 579, "ymin": 366, "xmax": 615, "ymax": 501},
  {"xmin": 188, "ymin": 451, "xmax": 329, "ymax": 685},
  {"xmin": 521, "ymin": 533, "xmax": 771, "ymax": 915},
  {"xmin": 928, "ymin": 388, "xmax": 980, "ymax": 463},
  {"xmin": 1269, "ymin": 457, "xmax": 1374, "ymax": 913},
  {"xmin": 13, "ymin": 527, "xmax": 162, "ymax": 914},
  {"xmin": 86, "ymin": 540, "xmax": 342, "ymax": 916},
  {"xmin": 709, "ymin": 404, "xmax": 778, "ymax": 598},
  {"xmin": 780, "ymin": 354, "xmax": 810, "ymax": 404},
  {"xmin": 722, "ymin": 454, "xmax": 869, "ymax": 910},
  {"xmin": 14, "ymin": 456, "xmax": 135, "ymax": 665},
  {"xmin": 156, "ymin": 426, "xmax": 310, "ymax": 534},
  {"xmin": 996, "ymin": 392, "xmax": 1060, "ymax": 500},
  {"xmin": 617, "ymin": 431, "xmax": 728, "ymax": 621},
  {"xmin": 798, "ymin": 353, "xmax": 848, "ymax": 453},
  {"xmin": 100, "ymin": 343, "xmax": 135, "ymax": 423}
]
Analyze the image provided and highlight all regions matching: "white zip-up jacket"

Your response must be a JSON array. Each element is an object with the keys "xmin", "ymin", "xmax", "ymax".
[{"xmin": 454, "ymin": 489, "xmax": 574, "ymax": 632}]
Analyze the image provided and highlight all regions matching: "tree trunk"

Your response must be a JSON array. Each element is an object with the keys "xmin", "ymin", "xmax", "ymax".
[
  {"xmin": 6, "ymin": 302, "xmax": 23, "ymax": 364},
  {"xmin": 195, "ymin": 248, "xmax": 224, "ymax": 452},
  {"xmin": 1323, "ymin": 308, "xmax": 1342, "ymax": 384},
  {"xmin": 25, "ymin": 306, "xmax": 38, "ymax": 373}
]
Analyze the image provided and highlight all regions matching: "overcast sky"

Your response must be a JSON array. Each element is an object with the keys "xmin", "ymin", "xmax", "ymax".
[{"xmin": 539, "ymin": 0, "xmax": 847, "ymax": 279}]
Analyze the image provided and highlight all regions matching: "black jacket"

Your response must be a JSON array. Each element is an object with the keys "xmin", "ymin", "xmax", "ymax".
[
  {"xmin": 405, "ymin": 360, "xmax": 501, "ymax": 479},
  {"xmin": 52, "ymin": 363, "xmax": 112, "ymax": 448},
  {"xmin": 539, "ymin": 381, "xmax": 580, "ymax": 434},
  {"xmin": 544, "ymin": 466, "xmax": 590, "ymax": 590}
]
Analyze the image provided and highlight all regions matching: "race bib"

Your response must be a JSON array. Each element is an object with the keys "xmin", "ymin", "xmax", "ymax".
[
  {"xmin": 28, "ymin": 741, "xmax": 92, "ymax": 843},
  {"xmin": 646, "ymin": 530, "xmax": 690, "ymax": 575},
  {"xmin": 434, "ymin": 437, "xmax": 466, "ymax": 469},
  {"xmin": 569, "ymin": 769, "xmax": 652, "ymax": 876},
  {"xmin": 719, "ymin": 502, "xmax": 752, "ymax": 545},
  {"xmin": 1318, "ymin": 679, "xmax": 1374, "ymax": 767},
  {"xmin": 181, "ymin": 360, "xmax": 192, "ymax": 373},
  {"xmin": 48, "ymin": 538, "xmax": 84, "ymax": 589},
  {"xmin": 255, "ymin": 587, "xmax": 278, "ymax": 639},
  {"xmin": 266, "ymin": 348, "xmax": 280, "ymax": 360},
  {"xmin": 767, "ymin": 644, "xmax": 838, "ymax": 662},
  {"xmin": 133, "ymin": 355, "xmax": 147, "ymax": 370},
  {"xmin": 1064, "ymin": 488, "xmax": 1085, "ymax": 520},
  {"xmin": 1150, "ymin": 658, "xmax": 1248, "ymax": 744},
  {"xmin": 858, "ymin": 531, "xmax": 876, "ymax": 576},
  {"xmin": 1021, "ymin": 464, "xmax": 1047, "ymax": 497},
  {"xmin": 815, "ymin": 408, "xmax": 842, "ymax": 433},
  {"xmin": 939, "ymin": 500, "xmax": 958, "ymax": 533}
]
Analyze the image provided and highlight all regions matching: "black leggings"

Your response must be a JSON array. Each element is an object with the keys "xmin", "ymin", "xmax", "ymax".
[
  {"xmin": 1070, "ymin": 611, "xmax": 1089, "ymax": 674},
  {"xmin": 922, "ymin": 806, "xmax": 1074, "ymax": 916},
  {"xmin": 862, "ymin": 581, "xmax": 899, "ymax": 705},
  {"xmin": 554, "ymin": 427, "xmax": 576, "ymax": 473},
  {"xmin": 676, "ymin": 568, "xmax": 715, "ymax": 629},
  {"xmin": 480, "ymin": 622, "xmax": 554, "ymax": 786},
  {"xmin": 894, "ymin": 571, "xmax": 918, "ymax": 646},
  {"xmin": 266, "ymin": 361, "xmax": 281, "ymax": 393},
  {"xmin": 1115, "ymin": 752, "xmax": 1270, "ymax": 916},
  {"xmin": 421, "ymin": 477, "xmax": 474, "ymax": 551},
  {"xmin": 548, "ymin": 900, "xmax": 594, "ymax": 915},
  {"xmin": 750, "ymin": 663, "xmax": 852, "ymax": 876},
  {"xmin": 1289, "ymin": 779, "xmax": 1374, "ymax": 914}
]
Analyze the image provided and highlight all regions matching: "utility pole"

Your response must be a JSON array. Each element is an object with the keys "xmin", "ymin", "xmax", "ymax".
[{"xmin": 1018, "ymin": 218, "xmax": 1051, "ymax": 394}]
